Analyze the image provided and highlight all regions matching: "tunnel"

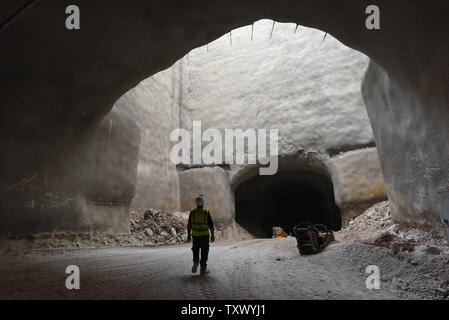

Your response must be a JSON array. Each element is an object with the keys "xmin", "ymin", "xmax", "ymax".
[
  {"xmin": 0, "ymin": 0, "xmax": 448, "ymax": 235},
  {"xmin": 235, "ymin": 170, "xmax": 341, "ymax": 238}
]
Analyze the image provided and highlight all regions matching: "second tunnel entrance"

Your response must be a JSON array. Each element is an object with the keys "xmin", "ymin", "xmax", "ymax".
[{"xmin": 235, "ymin": 171, "xmax": 341, "ymax": 238}]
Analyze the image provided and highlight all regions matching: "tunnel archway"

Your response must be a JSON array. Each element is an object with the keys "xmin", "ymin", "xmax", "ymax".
[
  {"xmin": 0, "ymin": 1, "xmax": 448, "ymax": 235},
  {"xmin": 235, "ymin": 170, "xmax": 341, "ymax": 238}
]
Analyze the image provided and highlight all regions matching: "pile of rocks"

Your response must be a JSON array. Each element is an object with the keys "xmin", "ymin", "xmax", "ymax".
[
  {"xmin": 338, "ymin": 201, "xmax": 449, "ymax": 299},
  {"xmin": 0, "ymin": 207, "xmax": 255, "ymax": 252},
  {"xmin": 0, "ymin": 208, "xmax": 191, "ymax": 251},
  {"xmin": 341, "ymin": 201, "xmax": 395, "ymax": 241},
  {"xmin": 129, "ymin": 208, "xmax": 189, "ymax": 246},
  {"xmin": 341, "ymin": 201, "xmax": 448, "ymax": 247}
]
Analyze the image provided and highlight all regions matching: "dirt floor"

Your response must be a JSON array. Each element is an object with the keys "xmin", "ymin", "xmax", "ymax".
[
  {"xmin": 1, "ymin": 201, "xmax": 448, "ymax": 300},
  {"xmin": 0, "ymin": 238, "xmax": 417, "ymax": 300}
]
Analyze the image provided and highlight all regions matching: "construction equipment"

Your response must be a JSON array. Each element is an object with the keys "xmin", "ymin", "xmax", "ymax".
[{"xmin": 293, "ymin": 222, "xmax": 334, "ymax": 255}]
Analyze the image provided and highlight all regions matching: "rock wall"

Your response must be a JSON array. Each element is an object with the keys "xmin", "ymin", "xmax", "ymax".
[
  {"xmin": 330, "ymin": 148, "xmax": 387, "ymax": 222},
  {"xmin": 0, "ymin": 109, "xmax": 140, "ymax": 236},
  {"xmin": 362, "ymin": 61, "xmax": 449, "ymax": 228},
  {"xmin": 112, "ymin": 60, "xmax": 191, "ymax": 212},
  {"xmin": 187, "ymin": 21, "xmax": 373, "ymax": 156},
  {"xmin": 178, "ymin": 167, "xmax": 235, "ymax": 225},
  {"xmin": 116, "ymin": 23, "xmax": 375, "ymax": 225},
  {"xmin": 228, "ymin": 150, "xmax": 387, "ymax": 225},
  {"xmin": 1, "ymin": 0, "xmax": 447, "ymax": 235}
]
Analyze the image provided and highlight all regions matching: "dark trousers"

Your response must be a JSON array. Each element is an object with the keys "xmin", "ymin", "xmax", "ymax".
[{"xmin": 192, "ymin": 235, "xmax": 209, "ymax": 269}]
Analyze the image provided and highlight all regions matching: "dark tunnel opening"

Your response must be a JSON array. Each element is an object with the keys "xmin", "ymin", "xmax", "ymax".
[{"xmin": 235, "ymin": 171, "xmax": 341, "ymax": 238}]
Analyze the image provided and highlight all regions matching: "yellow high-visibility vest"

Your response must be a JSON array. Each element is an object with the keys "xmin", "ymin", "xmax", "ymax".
[{"xmin": 191, "ymin": 207, "xmax": 210, "ymax": 237}]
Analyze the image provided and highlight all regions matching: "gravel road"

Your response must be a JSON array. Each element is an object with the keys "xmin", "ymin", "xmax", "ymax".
[{"xmin": 0, "ymin": 238, "xmax": 407, "ymax": 299}]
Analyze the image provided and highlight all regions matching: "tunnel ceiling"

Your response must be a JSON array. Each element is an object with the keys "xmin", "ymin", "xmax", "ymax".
[
  {"xmin": 1, "ymin": 0, "xmax": 447, "ymax": 146},
  {"xmin": 1, "ymin": 0, "xmax": 447, "ymax": 179}
]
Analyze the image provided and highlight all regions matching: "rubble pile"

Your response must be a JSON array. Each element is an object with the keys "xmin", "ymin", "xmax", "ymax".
[
  {"xmin": 341, "ymin": 201, "xmax": 448, "ymax": 246},
  {"xmin": 131, "ymin": 208, "xmax": 253, "ymax": 243},
  {"xmin": 338, "ymin": 201, "xmax": 449, "ymax": 299},
  {"xmin": 215, "ymin": 220, "xmax": 254, "ymax": 240},
  {"xmin": 0, "ymin": 208, "xmax": 253, "ymax": 252},
  {"xmin": 341, "ymin": 201, "xmax": 396, "ymax": 241},
  {"xmin": 130, "ymin": 208, "xmax": 188, "ymax": 245}
]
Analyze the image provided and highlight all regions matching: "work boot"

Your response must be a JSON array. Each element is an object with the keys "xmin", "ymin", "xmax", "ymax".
[
  {"xmin": 200, "ymin": 266, "xmax": 209, "ymax": 275},
  {"xmin": 191, "ymin": 262, "xmax": 199, "ymax": 273}
]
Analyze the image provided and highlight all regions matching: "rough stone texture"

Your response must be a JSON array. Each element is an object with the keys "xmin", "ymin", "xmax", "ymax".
[
  {"xmin": 1, "ymin": 0, "xmax": 448, "ymax": 234},
  {"xmin": 230, "ymin": 149, "xmax": 387, "ymax": 226},
  {"xmin": 116, "ymin": 23, "xmax": 371, "ymax": 219},
  {"xmin": 338, "ymin": 201, "xmax": 449, "ymax": 300},
  {"xmin": 0, "ymin": 109, "xmax": 140, "ymax": 236},
  {"xmin": 230, "ymin": 152, "xmax": 331, "ymax": 190},
  {"xmin": 187, "ymin": 21, "xmax": 373, "ymax": 156},
  {"xmin": 330, "ymin": 148, "xmax": 387, "ymax": 221},
  {"xmin": 178, "ymin": 167, "xmax": 235, "ymax": 224},
  {"xmin": 362, "ymin": 61, "xmax": 449, "ymax": 228},
  {"xmin": 112, "ymin": 61, "xmax": 191, "ymax": 212}
]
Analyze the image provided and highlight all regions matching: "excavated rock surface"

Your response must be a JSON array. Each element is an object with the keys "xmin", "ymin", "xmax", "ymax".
[
  {"xmin": 0, "ymin": 208, "xmax": 252, "ymax": 252},
  {"xmin": 338, "ymin": 201, "xmax": 449, "ymax": 300},
  {"xmin": 187, "ymin": 22, "xmax": 373, "ymax": 155},
  {"xmin": 130, "ymin": 208, "xmax": 253, "ymax": 244},
  {"xmin": 129, "ymin": 208, "xmax": 188, "ymax": 246},
  {"xmin": 1, "ymin": 1, "xmax": 448, "ymax": 234},
  {"xmin": 178, "ymin": 167, "xmax": 235, "ymax": 225},
  {"xmin": 330, "ymin": 148, "xmax": 387, "ymax": 220}
]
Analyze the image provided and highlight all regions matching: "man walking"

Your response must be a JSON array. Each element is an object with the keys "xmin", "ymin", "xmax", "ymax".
[{"xmin": 187, "ymin": 195, "xmax": 215, "ymax": 275}]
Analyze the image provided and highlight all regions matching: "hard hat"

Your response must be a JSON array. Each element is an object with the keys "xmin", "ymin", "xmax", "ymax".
[{"xmin": 195, "ymin": 194, "xmax": 204, "ymax": 206}]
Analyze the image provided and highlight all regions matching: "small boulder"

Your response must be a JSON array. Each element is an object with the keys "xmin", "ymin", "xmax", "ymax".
[
  {"xmin": 145, "ymin": 228, "xmax": 154, "ymax": 237},
  {"xmin": 424, "ymin": 246, "xmax": 441, "ymax": 255},
  {"xmin": 144, "ymin": 210, "xmax": 153, "ymax": 220},
  {"xmin": 391, "ymin": 241, "xmax": 416, "ymax": 255}
]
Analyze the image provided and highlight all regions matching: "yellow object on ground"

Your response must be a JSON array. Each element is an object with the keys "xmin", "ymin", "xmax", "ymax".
[{"xmin": 273, "ymin": 227, "xmax": 285, "ymax": 238}]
